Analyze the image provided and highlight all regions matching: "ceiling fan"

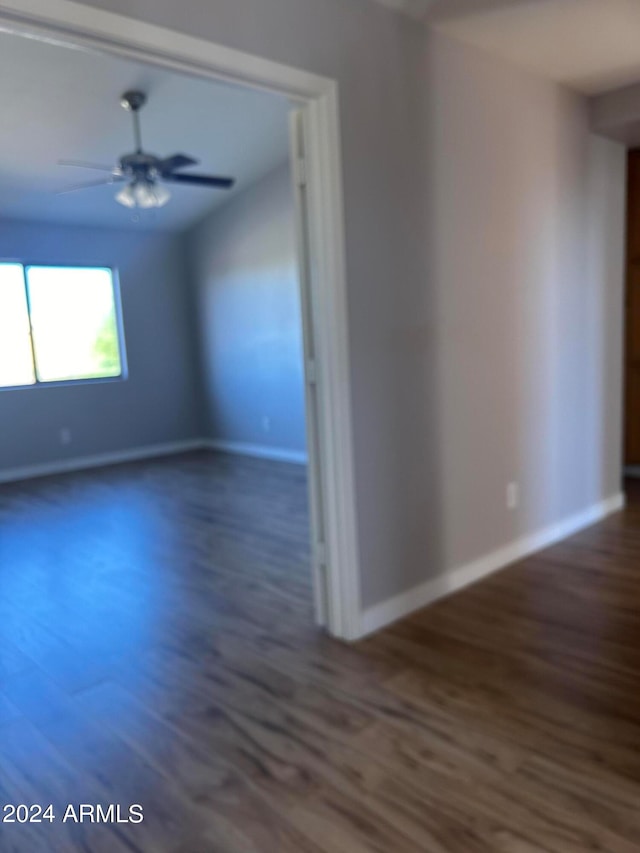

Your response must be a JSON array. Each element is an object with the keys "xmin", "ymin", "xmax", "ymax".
[{"xmin": 57, "ymin": 90, "xmax": 236, "ymax": 209}]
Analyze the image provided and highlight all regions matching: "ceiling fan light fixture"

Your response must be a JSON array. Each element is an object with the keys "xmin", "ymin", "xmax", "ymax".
[{"xmin": 116, "ymin": 179, "xmax": 171, "ymax": 209}]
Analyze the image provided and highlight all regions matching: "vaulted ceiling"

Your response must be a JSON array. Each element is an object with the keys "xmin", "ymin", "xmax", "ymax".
[{"xmin": 0, "ymin": 30, "xmax": 291, "ymax": 232}]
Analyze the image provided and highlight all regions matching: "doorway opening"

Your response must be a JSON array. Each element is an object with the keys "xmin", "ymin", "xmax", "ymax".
[{"xmin": 0, "ymin": 0, "xmax": 361, "ymax": 640}]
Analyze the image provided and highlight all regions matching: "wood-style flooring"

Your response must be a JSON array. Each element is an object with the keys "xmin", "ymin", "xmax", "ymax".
[{"xmin": 0, "ymin": 451, "xmax": 638, "ymax": 852}]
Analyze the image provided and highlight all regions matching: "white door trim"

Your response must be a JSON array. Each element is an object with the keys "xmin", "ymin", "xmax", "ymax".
[
  {"xmin": 0, "ymin": 0, "xmax": 362, "ymax": 641},
  {"xmin": 289, "ymin": 108, "xmax": 330, "ymax": 629}
]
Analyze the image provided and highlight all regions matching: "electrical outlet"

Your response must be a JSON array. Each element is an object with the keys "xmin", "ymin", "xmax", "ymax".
[
  {"xmin": 60, "ymin": 427, "xmax": 72, "ymax": 446},
  {"xmin": 506, "ymin": 482, "xmax": 519, "ymax": 511},
  {"xmin": 262, "ymin": 416, "xmax": 271, "ymax": 433}
]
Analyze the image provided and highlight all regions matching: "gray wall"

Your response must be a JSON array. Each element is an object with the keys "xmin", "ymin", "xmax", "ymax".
[
  {"xmin": 7, "ymin": 0, "xmax": 629, "ymax": 614},
  {"xmin": 407, "ymin": 32, "xmax": 626, "ymax": 604},
  {"xmin": 188, "ymin": 163, "xmax": 307, "ymax": 455},
  {"xmin": 0, "ymin": 219, "xmax": 200, "ymax": 470}
]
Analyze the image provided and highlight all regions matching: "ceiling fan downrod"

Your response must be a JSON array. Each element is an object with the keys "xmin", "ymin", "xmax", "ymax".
[{"xmin": 120, "ymin": 90, "xmax": 147, "ymax": 153}]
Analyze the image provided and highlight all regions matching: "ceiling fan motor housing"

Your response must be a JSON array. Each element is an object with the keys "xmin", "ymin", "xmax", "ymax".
[
  {"xmin": 118, "ymin": 151, "xmax": 162, "ymax": 181},
  {"xmin": 120, "ymin": 90, "xmax": 147, "ymax": 112}
]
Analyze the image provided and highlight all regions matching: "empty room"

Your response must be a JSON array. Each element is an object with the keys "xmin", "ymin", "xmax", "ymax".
[{"xmin": 1, "ymin": 0, "xmax": 640, "ymax": 851}]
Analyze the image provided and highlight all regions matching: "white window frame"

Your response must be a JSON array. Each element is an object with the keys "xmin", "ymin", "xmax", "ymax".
[{"xmin": 0, "ymin": 261, "xmax": 126, "ymax": 390}]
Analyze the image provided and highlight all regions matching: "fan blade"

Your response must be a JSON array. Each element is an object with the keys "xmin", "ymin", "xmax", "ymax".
[
  {"xmin": 163, "ymin": 173, "xmax": 235, "ymax": 189},
  {"xmin": 58, "ymin": 159, "xmax": 121, "ymax": 174},
  {"xmin": 158, "ymin": 153, "xmax": 199, "ymax": 174},
  {"xmin": 56, "ymin": 176, "xmax": 126, "ymax": 195}
]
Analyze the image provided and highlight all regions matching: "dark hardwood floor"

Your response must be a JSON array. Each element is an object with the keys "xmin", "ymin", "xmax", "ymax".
[{"xmin": 0, "ymin": 452, "xmax": 639, "ymax": 852}]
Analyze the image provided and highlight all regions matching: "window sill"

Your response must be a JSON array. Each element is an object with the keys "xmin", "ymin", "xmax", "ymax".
[{"xmin": 0, "ymin": 375, "xmax": 127, "ymax": 392}]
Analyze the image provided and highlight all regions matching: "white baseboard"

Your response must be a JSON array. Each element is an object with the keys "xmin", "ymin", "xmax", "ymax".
[
  {"xmin": 359, "ymin": 492, "xmax": 626, "ymax": 638},
  {"xmin": 0, "ymin": 439, "xmax": 207, "ymax": 485},
  {"xmin": 0, "ymin": 437, "xmax": 308, "ymax": 485},
  {"xmin": 206, "ymin": 439, "xmax": 308, "ymax": 465}
]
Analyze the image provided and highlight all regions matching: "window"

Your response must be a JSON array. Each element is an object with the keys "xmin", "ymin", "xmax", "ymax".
[{"xmin": 0, "ymin": 264, "xmax": 124, "ymax": 388}]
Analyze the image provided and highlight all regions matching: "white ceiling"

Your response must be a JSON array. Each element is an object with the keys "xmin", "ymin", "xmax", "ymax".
[
  {"xmin": 0, "ymin": 31, "xmax": 291, "ymax": 232},
  {"xmin": 374, "ymin": 0, "xmax": 640, "ymax": 96},
  {"xmin": 430, "ymin": 0, "xmax": 640, "ymax": 95}
]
